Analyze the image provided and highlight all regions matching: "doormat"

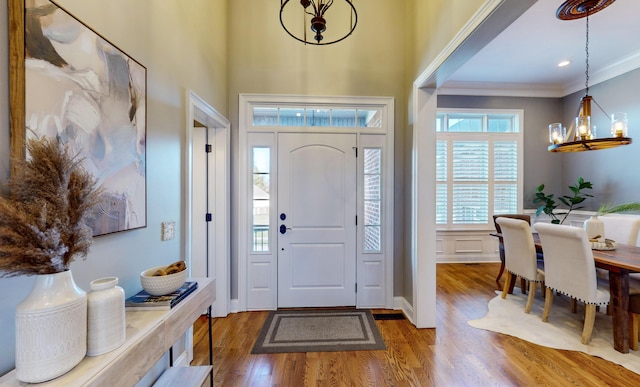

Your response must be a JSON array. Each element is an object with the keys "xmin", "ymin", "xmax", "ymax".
[{"xmin": 251, "ymin": 309, "xmax": 386, "ymax": 354}]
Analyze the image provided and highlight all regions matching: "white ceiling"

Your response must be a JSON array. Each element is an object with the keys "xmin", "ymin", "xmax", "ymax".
[{"xmin": 440, "ymin": 0, "xmax": 640, "ymax": 98}]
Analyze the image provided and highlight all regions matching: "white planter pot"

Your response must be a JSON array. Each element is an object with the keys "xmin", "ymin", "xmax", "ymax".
[{"xmin": 15, "ymin": 270, "xmax": 87, "ymax": 383}]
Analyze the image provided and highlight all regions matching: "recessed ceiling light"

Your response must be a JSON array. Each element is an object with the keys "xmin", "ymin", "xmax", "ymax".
[{"xmin": 558, "ymin": 60, "xmax": 571, "ymax": 67}]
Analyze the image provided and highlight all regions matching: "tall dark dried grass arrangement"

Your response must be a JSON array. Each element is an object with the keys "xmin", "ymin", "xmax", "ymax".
[{"xmin": 0, "ymin": 138, "xmax": 102, "ymax": 277}]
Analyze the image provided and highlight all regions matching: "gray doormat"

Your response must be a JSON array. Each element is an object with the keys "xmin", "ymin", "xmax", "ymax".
[{"xmin": 251, "ymin": 309, "xmax": 386, "ymax": 354}]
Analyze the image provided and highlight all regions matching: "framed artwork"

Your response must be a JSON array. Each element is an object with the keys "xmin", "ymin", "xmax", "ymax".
[{"xmin": 9, "ymin": 0, "xmax": 147, "ymax": 236}]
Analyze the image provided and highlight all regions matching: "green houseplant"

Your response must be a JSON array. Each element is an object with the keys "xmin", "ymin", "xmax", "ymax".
[
  {"xmin": 596, "ymin": 202, "xmax": 640, "ymax": 215},
  {"xmin": 533, "ymin": 177, "xmax": 593, "ymax": 224}
]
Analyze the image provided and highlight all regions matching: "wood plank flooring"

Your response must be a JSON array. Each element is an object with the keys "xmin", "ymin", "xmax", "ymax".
[{"xmin": 191, "ymin": 263, "xmax": 640, "ymax": 386}]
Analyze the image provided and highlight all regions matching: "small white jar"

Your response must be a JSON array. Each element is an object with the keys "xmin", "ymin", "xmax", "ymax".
[{"xmin": 87, "ymin": 277, "xmax": 126, "ymax": 356}]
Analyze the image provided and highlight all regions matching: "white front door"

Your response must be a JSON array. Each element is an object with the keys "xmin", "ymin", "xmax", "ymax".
[{"xmin": 277, "ymin": 133, "xmax": 357, "ymax": 307}]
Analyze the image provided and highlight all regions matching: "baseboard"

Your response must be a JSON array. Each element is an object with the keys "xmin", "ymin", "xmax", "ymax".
[
  {"xmin": 394, "ymin": 296, "xmax": 415, "ymax": 326},
  {"xmin": 229, "ymin": 298, "xmax": 240, "ymax": 313}
]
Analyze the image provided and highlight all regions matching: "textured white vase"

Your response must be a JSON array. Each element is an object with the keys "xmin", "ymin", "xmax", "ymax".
[
  {"xmin": 87, "ymin": 277, "xmax": 126, "ymax": 356},
  {"xmin": 15, "ymin": 270, "xmax": 87, "ymax": 383},
  {"xmin": 584, "ymin": 215, "xmax": 605, "ymax": 242}
]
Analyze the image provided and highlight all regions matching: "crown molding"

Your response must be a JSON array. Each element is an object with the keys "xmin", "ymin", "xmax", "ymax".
[
  {"xmin": 440, "ymin": 49, "xmax": 640, "ymax": 99},
  {"xmin": 562, "ymin": 50, "xmax": 640, "ymax": 96},
  {"xmin": 438, "ymin": 81, "xmax": 565, "ymax": 98}
]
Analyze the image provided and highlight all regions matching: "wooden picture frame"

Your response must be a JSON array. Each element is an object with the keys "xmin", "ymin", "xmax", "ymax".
[{"xmin": 9, "ymin": 0, "xmax": 147, "ymax": 236}]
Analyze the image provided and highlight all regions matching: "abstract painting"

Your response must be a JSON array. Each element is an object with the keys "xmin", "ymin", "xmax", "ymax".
[{"xmin": 9, "ymin": 0, "xmax": 147, "ymax": 236}]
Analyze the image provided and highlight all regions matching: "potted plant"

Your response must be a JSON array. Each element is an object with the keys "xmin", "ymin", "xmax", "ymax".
[
  {"xmin": 0, "ymin": 137, "xmax": 102, "ymax": 383},
  {"xmin": 533, "ymin": 177, "xmax": 593, "ymax": 224}
]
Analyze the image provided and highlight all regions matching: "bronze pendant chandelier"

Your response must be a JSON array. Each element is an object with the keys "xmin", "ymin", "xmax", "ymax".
[
  {"xmin": 548, "ymin": 0, "xmax": 632, "ymax": 152},
  {"xmin": 280, "ymin": 0, "xmax": 357, "ymax": 45}
]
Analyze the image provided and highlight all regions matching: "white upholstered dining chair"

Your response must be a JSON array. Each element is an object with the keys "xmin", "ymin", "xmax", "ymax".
[
  {"xmin": 535, "ymin": 223, "xmax": 610, "ymax": 345},
  {"xmin": 598, "ymin": 215, "xmax": 640, "ymax": 348},
  {"xmin": 496, "ymin": 217, "xmax": 544, "ymax": 314},
  {"xmin": 599, "ymin": 215, "xmax": 640, "ymax": 246}
]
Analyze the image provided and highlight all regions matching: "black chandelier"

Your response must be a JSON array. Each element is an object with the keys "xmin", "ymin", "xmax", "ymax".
[{"xmin": 280, "ymin": 0, "xmax": 357, "ymax": 45}]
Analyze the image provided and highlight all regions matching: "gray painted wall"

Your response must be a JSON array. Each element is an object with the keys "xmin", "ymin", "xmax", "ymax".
[
  {"xmin": 437, "ymin": 95, "xmax": 565, "ymax": 208},
  {"xmin": 560, "ymin": 68, "xmax": 640, "ymax": 209},
  {"xmin": 437, "ymin": 68, "xmax": 640, "ymax": 214}
]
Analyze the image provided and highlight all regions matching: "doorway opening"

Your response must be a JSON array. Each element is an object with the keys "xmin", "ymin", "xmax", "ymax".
[{"xmin": 185, "ymin": 90, "xmax": 230, "ymax": 318}]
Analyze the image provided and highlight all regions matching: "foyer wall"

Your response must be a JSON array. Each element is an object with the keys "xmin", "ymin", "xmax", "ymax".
[{"xmin": 0, "ymin": 0, "xmax": 227, "ymax": 375}]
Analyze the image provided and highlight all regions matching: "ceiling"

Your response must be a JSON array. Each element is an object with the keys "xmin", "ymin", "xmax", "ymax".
[{"xmin": 440, "ymin": 0, "xmax": 640, "ymax": 98}]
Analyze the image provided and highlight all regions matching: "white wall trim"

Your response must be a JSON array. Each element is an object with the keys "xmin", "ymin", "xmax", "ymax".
[
  {"xmin": 411, "ymin": 87, "xmax": 437, "ymax": 328},
  {"xmin": 185, "ymin": 90, "xmax": 231, "ymax": 318},
  {"xmin": 394, "ymin": 296, "xmax": 415, "ymax": 326},
  {"xmin": 414, "ymin": 0, "xmax": 505, "ymax": 89}
]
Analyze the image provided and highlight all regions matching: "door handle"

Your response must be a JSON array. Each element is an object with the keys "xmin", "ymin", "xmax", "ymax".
[{"xmin": 279, "ymin": 225, "xmax": 292, "ymax": 234}]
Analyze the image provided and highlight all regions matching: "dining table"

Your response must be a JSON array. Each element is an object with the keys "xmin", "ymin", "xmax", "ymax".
[{"xmin": 492, "ymin": 231, "xmax": 640, "ymax": 354}]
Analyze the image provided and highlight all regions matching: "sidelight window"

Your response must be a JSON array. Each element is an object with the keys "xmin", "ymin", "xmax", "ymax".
[
  {"xmin": 363, "ymin": 148, "xmax": 382, "ymax": 252},
  {"xmin": 252, "ymin": 147, "xmax": 271, "ymax": 252}
]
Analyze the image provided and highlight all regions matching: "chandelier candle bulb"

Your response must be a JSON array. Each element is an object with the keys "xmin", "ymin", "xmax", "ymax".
[
  {"xmin": 549, "ymin": 123, "xmax": 566, "ymax": 144},
  {"xmin": 611, "ymin": 112, "xmax": 628, "ymax": 137}
]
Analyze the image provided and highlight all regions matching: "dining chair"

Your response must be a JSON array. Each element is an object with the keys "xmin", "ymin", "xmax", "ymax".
[
  {"xmin": 535, "ymin": 222, "xmax": 610, "ymax": 345},
  {"xmin": 599, "ymin": 215, "xmax": 640, "ymax": 245},
  {"xmin": 493, "ymin": 214, "xmax": 532, "ymax": 289},
  {"xmin": 496, "ymin": 217, "xmax": 545, "ymax": 314}
]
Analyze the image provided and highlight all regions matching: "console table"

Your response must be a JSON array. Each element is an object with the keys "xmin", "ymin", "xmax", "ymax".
[{"xmin": 0, "ymin": 277, "xmax": 215, "ymax": 386}]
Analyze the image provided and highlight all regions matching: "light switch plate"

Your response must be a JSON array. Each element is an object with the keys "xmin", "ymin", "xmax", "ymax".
[{"xmin": 161, "ymin": 221, "xmax": 175, "ymax": 241}]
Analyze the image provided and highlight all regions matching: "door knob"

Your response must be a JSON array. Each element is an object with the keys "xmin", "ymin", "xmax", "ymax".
[{"xmin": 279, "ymin": 225, "xmax": 292, "ymax": 234}]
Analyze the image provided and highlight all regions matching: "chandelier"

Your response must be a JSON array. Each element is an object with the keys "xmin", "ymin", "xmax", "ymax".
[
  {"xmin": 548, "ymin": 0, "xmax": 632, "ymax": 152},
  {"xmin": 280, "ymin": 0, "xmax": 357, "ymax": 45}
]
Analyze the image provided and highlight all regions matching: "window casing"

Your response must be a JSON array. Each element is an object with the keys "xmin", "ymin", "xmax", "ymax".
[{"xmin": 436, "ymin": 110, "xmax": 523, "ymax": 230}]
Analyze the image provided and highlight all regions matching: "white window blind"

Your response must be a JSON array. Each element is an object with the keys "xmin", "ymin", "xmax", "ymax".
[{"xmin": 436, "ymin": 110, "xmax": 523, "ymax": 230}]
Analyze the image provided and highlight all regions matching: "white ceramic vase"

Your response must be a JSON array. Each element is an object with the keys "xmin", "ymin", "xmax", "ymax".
[
  {"xmin": 584, "ymin": 215, "xmax": 605, "ymax": 242},
  {"xmin": 87, "ymin": 277, "xmax": 126, "ymax": 356},
  {"xmin": 15, "ymin": 270, "xmax": 87, "ymax": 383}
]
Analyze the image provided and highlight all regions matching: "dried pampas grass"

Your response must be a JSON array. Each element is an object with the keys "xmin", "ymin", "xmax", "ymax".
[{"xmin": 0, "ymin": 138, "xmax": 102, "ymax": 277}]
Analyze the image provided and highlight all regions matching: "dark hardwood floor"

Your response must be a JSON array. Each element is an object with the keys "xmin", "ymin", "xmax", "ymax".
[{"xmin": 191, "ymin": 263, "xmax": 640, "ymax": 386}]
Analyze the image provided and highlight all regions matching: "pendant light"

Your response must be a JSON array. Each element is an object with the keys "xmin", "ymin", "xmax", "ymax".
[
  {"xmin": 280, "ymin": 0, "xmax": 357, "ymax": 45},
  {"xmin": 548, "ymin": 0, "xmax": 632, "ymax": 152}
]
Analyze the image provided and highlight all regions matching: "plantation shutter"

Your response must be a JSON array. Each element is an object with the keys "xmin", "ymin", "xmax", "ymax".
[{"xmin": 452, "ymin": 141, "xmax": 489, "ymax": 224}]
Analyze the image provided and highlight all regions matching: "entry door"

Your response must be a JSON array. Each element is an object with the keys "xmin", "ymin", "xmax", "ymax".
[{"xmin": 277, "ymin": 133, "xmax": 357, "ymax": 307}]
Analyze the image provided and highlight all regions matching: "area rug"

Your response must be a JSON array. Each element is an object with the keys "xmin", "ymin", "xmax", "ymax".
[
  {"xmin": 251, "ymin": 309, "xmax": 386, "ymax": 354},
  {"xmin": 468, "ymin": 290, "xmax": 640, "ymax": 374}
]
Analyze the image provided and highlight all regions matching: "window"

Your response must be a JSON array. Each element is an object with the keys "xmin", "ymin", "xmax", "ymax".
[
  {"xmin": 363, "ymin": 148, "xmax": 382, "ymax": 252},
  {"xmin": 252, "ymin": 147, "xmax": 270, "ymax": 251},
  {"xmin": 436, "ymin": 110, "xmax": 523, "ymax": 229},
  {"xmin": 251, "ymin": 107, "xmax": 382, "ymax": 128}
]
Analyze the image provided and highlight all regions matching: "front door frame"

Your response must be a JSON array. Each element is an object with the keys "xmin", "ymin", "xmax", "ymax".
[{"xmin": 238, "ymin": 94, "xmax": 395, "ymax": 311}]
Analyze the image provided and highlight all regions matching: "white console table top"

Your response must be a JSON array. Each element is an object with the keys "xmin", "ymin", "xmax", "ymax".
[{"xmin": 0, "ymin": 277, "xmax": 215, "ymax": 387}]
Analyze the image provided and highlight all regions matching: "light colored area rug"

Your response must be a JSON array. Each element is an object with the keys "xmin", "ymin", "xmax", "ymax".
[
  {"xmin": 469, "ymin": 290, "xmax": 640, "ymax": 374},
  {"xmin": 251, "ymin": 309, "xmax": 386, "ymax": 354}
]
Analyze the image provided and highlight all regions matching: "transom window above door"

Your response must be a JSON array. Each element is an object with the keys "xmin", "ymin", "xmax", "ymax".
[{"xmin": 252, "ymin": 107, "xmax": 382, "ymax": 128}]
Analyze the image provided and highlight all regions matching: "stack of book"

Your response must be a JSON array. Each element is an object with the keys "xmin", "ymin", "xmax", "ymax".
[{"xmin": 125, "ymin": 281, "xmax": 198, "ymax": 311}]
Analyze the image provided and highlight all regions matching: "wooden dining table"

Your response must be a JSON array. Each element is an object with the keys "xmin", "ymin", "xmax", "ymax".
[{"xmin": 492, "ymin": 232, "xmax": 640, "ymax": 354}]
